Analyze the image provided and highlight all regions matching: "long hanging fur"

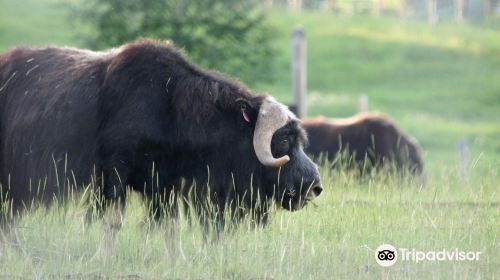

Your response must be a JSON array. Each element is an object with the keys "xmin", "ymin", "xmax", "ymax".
[{"xmin": 0, "ymin": 39, "xmax": 320, "ymax": 229}]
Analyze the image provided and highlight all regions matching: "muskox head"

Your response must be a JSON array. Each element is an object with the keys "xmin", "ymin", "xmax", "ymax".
[{"xmin": 237, "ymin": 96, "xmax": 323, "ymax": 211}]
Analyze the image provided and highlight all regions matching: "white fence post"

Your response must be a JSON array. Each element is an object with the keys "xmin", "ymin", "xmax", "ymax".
[
  {"xmin": 358, "ymin": 94, "xmax": 368, "ymax": 113},
  {"xmin": 291, "ymin": 27, "xmax": 307, "ymax": 118},
  {"xmin": 427, "ymin": 0, "xmax": 438, "ymax": 24}
]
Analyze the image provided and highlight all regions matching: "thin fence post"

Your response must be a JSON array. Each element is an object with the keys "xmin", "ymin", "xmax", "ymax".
[
  {"xmin": 454, "ymin": 0, "xmax": 464, "ymax": 21},
  {"xmin": 323, "ymin": 0, "xmax": 334, "ymax": 12},
  {"xmin": 291, "ymin": 27, "xmax": 307, "ymax": 118},
  {"xmin": 374, "ymin": 0, "xmax": 383, "ymax": 16},
  {"xmin": 358, "ymin": 94, "xmax": 368, "ymax": 113},
  {"xmin": 458, "ymin": 139, "xmax": 469, "ymax": 182},
  {"xmin": 264, "ymin": 0, "xmax": 273, "ymax": 8},
  {"xmin": 399, "ymin": 0, "xmax": 408, "ymax": 21},
  {"xmin": 427, "ymin": 0, "xmax": 438, "ymax": 24},
  {"xmin": 483, "ymin": 0, "xmax": 491, "ymax": 16},
  {"xmin": 288, "ymin": 0, "xmax": 302, "ymax": 10}
]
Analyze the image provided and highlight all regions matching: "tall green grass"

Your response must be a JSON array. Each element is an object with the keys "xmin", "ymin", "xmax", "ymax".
[{"xmin": 0, "ymin": 159, "xmax": 498, "ymax": 278}]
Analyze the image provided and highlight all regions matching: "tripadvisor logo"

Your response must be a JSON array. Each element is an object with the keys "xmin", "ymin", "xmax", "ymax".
[
  {"xmin": 375, "ymin": 244, "xmax": 397, "ymax": 267},
  {"xmin": 375, "ymin": 244, "xmax": 482, "ymax": 267}
]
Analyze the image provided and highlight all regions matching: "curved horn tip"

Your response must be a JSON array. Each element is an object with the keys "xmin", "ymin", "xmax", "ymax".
[
  {"xmin": 267, "ymin": 155, "xmax": 290, "ymax": 168},
  {"xmin": 253, "ymin": 97, "xmax": 291, "ymax": 168}
]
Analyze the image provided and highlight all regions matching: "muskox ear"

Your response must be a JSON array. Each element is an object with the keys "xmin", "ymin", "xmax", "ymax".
[{"xmin": 235, "ymin": 98, "xmax": 254, "ymax": 124}]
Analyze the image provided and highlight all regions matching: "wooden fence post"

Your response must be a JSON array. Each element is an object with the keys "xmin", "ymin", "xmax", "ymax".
[
  {"xmin": 374, "ymin": 0, "xmax": 383, "ymax": 16},
  {"xmin": 399, "ymin": 0, "xmax": 408, "ymax": 21},
  {"xmin": 291, "ymin": 27, "xmax": 307, "ymax": 118},
  {"xmin": 427, "ymin": 0, "xmax": 438, "ymax": 24},
  {"xmin": 484, "ymin": 0, "xmax": 492, "ymax": 17},
  {"xmin": 323, "ymin": 0, "xmax": 334, "ymax": 11},
  {"xmin": 454, "ymin": 0, "xmax": 464, "ymax": 21},
  {"xmin": 288, "ymin": 0, "xmax": 302, "ymax": 10},
  {"xmin": 264, "ymin": 0, "xmax": 274, "ymax": 8}
]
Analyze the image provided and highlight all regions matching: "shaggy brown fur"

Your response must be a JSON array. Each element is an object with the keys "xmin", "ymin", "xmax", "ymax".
[
  {"xmin": 301, "ymin": 113, "xmax": 424, "ymax": 175},
  {"xmin": 0, "ymin": 39, "xmax": 321, "ymax": 235}
]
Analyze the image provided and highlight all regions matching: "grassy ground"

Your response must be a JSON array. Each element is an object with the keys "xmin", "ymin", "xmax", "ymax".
[
  {"xmin": 0, "ymin": 0, "xmax": 499, "ymax": 278},
  {"xmin": 0, "ymin": 164, "xmax": 498, "ymax": 279},
  {"xmin": 0, "ymin": 0, "xmax": 75, "ymax": 50}
]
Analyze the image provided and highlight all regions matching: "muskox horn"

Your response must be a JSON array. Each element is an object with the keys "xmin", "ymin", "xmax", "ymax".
[{"xmin": 253, "ymin": 97, "xmax": 294, "ymax": 168}]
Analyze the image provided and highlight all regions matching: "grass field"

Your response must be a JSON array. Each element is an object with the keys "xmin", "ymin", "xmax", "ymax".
[
  {"xmin": 0, "ymin": 0, "xmax": 499, "ymax": 278},
  {"xmin": 0, "ymin": 166, "xmax": 497, "ymax": 279}
]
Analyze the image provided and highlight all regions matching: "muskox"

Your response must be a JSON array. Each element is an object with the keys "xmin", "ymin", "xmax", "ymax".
[
  {"xmin": 0, "ymin": 39, "xmax": 322, "ymax": 237},
  {"xmin": 301, "ymin": 113, "xmax": 424, "ymax": 176}
]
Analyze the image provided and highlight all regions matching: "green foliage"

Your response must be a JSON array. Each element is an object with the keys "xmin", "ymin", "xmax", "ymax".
[{"xmin": 67, "ymin": 0, "xmax": 276, "ymax": 84}]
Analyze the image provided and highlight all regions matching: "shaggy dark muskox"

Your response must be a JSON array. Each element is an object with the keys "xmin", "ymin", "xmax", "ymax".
[
  {"xmin": 0, "ymin": 39, "xmax": 322, "ymax": 236},
  {"xmin": 301, "ymin": 113, "xmax": 424, "ymax": 176}
]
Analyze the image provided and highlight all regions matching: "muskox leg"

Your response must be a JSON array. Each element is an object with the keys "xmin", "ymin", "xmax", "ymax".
[
  {"xmin": 137, "ymin": 168, "xmax": 187, "ymax": 258},
  {"xmin": 193, "ymin": 198, "xmax": 225, "ymax": 243},
  {"xmin": 0, "ymin": 200, "xmax": 15, "ymax": 248},
  {"xmin": 144, "ymin": 184, "xmax": 179, "ymax": 221},
  {"xmin": 214, "ymin": 208, "xmax": 225, "ymax": 241},
  {"xmin": 179, "ymin": 178, "xmax": 194, "ymax": 227},
  {"xmin": 184, "ymin": 178, "xmax": 226, "ymax": 242},
  {"xmin": 0, "ymin": 197, "xmax": 23, "ymax": 249},
  {"xmin": 90, "ymin": 163, "xmax": 129, "ymax": 257},
  {"xmin": 160, "ymin": 198, "xmax": 185, "ymax": 261},
  {"xmin": 163, "ymin": 209, "xmax": 183, "ymax": 260},
  {"xmin": 146, "ymin": 189, "xmax": 190, "ymax": 260},
  {"xmin": 195, "ymin": 206, "xmax": 217, "ymax": 243},
  {"xmin": 101, "ymin": 200, "xmax": 124, "ymax": 253},
  {"xmin": 251, "ymin": 206, "xmax": 270, "ymax": 228}
]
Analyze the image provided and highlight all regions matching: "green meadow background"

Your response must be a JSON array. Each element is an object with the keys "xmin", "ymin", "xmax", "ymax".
[{"xmin": 0, "ymin": 0, "xmax": 499, "ymax": 278}]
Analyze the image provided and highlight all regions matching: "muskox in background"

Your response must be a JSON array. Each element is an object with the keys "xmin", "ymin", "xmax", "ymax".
[
  {"xmin": 301, "ymin": 113, "xmax": 424, "ymax": 176},
  {"xmin": 0, "ymin": 39, "xmax": 322, "ymax": 238}
]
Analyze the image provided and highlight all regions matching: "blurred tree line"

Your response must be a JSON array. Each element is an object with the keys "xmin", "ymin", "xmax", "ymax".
[{"xmin": 68, "ymin": 0, "xmax": 276, "ymax": 84}]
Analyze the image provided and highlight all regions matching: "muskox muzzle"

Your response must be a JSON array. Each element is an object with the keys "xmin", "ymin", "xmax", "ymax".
[
  {"xmin": 251, "ymin": 96, "xmax": 323, "ymax": 211},
  {"xmin": 280, "ymin": 149, "xmax": 323, "ymax": 211}
]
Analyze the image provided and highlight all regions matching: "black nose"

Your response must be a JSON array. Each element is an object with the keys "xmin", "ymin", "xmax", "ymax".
[
  {"xmin": 311, "ymin": 184, "xmax": 323, "ymax": 197},
  {"xmin": 304, "ymin": 181, "xmax": 323, "ymax": 201}
]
